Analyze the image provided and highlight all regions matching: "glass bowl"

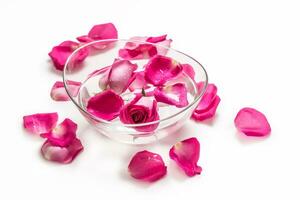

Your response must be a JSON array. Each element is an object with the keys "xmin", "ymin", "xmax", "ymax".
[{"xmin": 63, "ymin": 39, "xmax": 208, "ymax": 144}]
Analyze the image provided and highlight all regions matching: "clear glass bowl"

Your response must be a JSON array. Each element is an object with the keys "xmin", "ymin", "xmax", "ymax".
[{"xmin": 63, "ymin": 39, "xmax": 208, "ymax": 144}]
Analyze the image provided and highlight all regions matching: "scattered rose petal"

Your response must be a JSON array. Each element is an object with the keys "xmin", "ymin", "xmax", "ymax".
[
  {"xmin": 169, "ymin": 137, "xmax": 202, "ymax": 177},
  {"xmin": 86, "ymin": 66, "xmax": 110, "ymax": 80},
  {"xmin": 234, "ymin": 107, "xmax": 271, "ymax": 137},
  {"xmin": 48, "ymin": 40, "xmax": 89, "ymax": 71},
  {"xmin": 76, "ymin": 23, "xmax": 118, "ymax": 49},
  {"xmin": 120, "ymin": 96, "xmax": 159, "ymax": 132},
  {"xmin": 50, "ymin": 80, "xmax": 81, "ymax": 101},
  {"xmin": 144, "ymin": 55, "xmax": 183, "ymax": 86},
  {"xmin": 128, "ymin": 150, "xmax": 167, "ymax": 182},
  {"xmin": 41, "ymin": 138, "xmax": 83, "ymax": 164},
  {"xmin": 154, "ymin": 83, "xmax": 188, "ymax": 108},
  {"xmin": 182, "ymin": 64, "xmax": 195, "ymax": 80},
  {"xmin": 118, "ymin": 35, "xmax": 172, "ymax": 60},
  {"xmin": 23, "ymin": 113, "xmax": 58, "ymax": 134},
  {"xmin": 40, "ymin": 118, "xmax": 77, "ymax": 147},
  {"xmin": 192, "ymin": 83, "xmax": 221, "ymax": 121},
  {"xmin": 107, "ymin": 60, "xmax": 138, "ymax": 94},
  {"xmin": 87, "ymin": 90, "xmax": 124, "ymax": 121}
]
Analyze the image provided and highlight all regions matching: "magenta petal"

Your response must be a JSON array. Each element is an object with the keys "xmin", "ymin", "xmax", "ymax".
[
  {"xmin": 50, "ymin": 81, "xmax": 81, "ymax": 101},
  {"xmin": 88, "ymin": 23, "xmax": 118, "ymax": 40},
  {"xmin": 41, "ymin": 138, "xmax": 83, "ymax": 164},
  {"xmin": 128, "ymin": 71, "xmax": 148, "ymax": 92},
  {"xmin": 128, "ymin": 150, "xmax": 167, "ymax": 182},
  {"xmin": 40, "ymin": 118, "xmax": 77, "ymax": 147},
  {"xmin": 48, "ymin": 41, "xmax": 89, "ymax": 71},
  {"xmin": 182, "ymin": 64, "xmax": 195, "ymax": 80},
  {"xmin": 87, "ymin": 90, "xmax": 124, "ymax": 121},
  {"xmin": 23, "ymin": 113, "xmax": 58, "ymax": 134},
  {"xmin": 144, "ymin": 55, "xmax": 183, "ymax": 86},
  {"xmin": 192, "ymin": 83, "xmax": 221, "ymax": 121},
  {"xmin": 234, "ymin": 107, "xmax": 271, "ymax": 137},
  {"xmin": 107, "ymin": 60, "xmax": 138, "ymax": 94},
  {"xmin": 169, "ymin": 137, "xmax": 202, "ymax": 177},
  {"xmin": 154, "ymin": 83, "xmax": 188, "ymax": 108},
  {"xmin": 76, "ymin": 35, "xmax": 93, "ymax": 43}
]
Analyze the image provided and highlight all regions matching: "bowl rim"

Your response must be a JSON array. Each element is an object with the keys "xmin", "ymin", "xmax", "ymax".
[{"xmin": 63, "ymin": 38, "xmax": 208, "ymax": 127}]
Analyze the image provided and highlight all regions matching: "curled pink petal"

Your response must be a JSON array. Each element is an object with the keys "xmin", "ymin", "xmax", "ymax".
[
  {"xmin": 192, "ymin": 83, "xmax": 221, "ymax": 121},
  {"xmin": 107, "ymin": 60, "xmax": 138, "ymax": 94},
  {"xmin": 120, "ymin": 96, "xmax": 159, "ymax": 132},
  {"xmin": 144, "ymin": 55, "xmax": 183, "ymax": 86},
  {"xmin": 154, "ymin": 83, "xmax": 188, "ymax": 108},
  {"xmin": 128, "ymin": 71, "xmax": 149, "ymax": 92},
  {"xmin": 50, "ymin": 81, "xmax": 81, "ymax": 101},
  {"xmin": 119, "ymin": 35, "xmax": 172, "ymax": 60},
  {"xmin": 128, "ymin": 150, "xmax": 167, "ymax": 182},
  {"xmin": 40, "ymin": 118, "xmax": 77, "ymax": 147},
  {"xmin": 234, "ymin": 107, "xmax": 271, "ymax": 137},
  {"xmin": 48, "ymin": 40, "xmax": 89, "ymax": 71},
  {"xmin": 87, "ymin": 90, "xmax": 124, "ymax": 121},
  {"xmin": 41, "ymin": 138, "xmax": 83, "ymax": 164},
  {"xmin": 169, "ymin": 137, "xmax": 202, "ymax": 177},
  {"xmin": 182, "ymin": 64, "xmax": 195, "ymax": 80},
  {"xmin": 23, "ymin": 113, "xmax": 58, "ymax": 134}
]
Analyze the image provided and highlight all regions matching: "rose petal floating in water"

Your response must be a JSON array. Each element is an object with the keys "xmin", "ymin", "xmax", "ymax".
[
  {"xmin": 154, "ymin": 83, "xmax": 188, "ymax": 108},
  {"xmin": 23, "ymin": 113, "xmax": 58, "ymax": 135},
  {"xmin": 128, "ymin": 150, "xmax": 167, "ymax": 182},
  {"xmin": 169, "ymin": 137, "xmax": 202, "ymax": 177},
  {"xmin": 144, "ymin": 55, "xmax": 183, "ymax": 86},
  {"xmin": 87, "ymin": 89, "xmax": 124, "ymax": 121},
  {"xmin": 234, "ymin": 107, "xmax": 271, "ymax": 137}
]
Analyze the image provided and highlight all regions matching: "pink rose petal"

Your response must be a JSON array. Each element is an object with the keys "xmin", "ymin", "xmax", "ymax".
[
  {"xmin": 154, "ymin": 83, "xmax": 188, "ymax": 108},
  {"xmin": 41, "ymin": 138, "xmax": 83, "ymax": 164},
  {"xmin": 76, "ymin": 23, "xmax": 118, "ymax": 50},
  {"xmin": 40, "ymin": 118, "xmax": 77, "ymax": 147},
  {"xmin": 192, "ymin": 83, "xmax": 221, "ymax": 121},
  {"xmin": 50, "ymin": 81, "xmax": 81, "ymax": 101},
  {"xmin": 169, "ymin": 137, "xmax": 202, "ymax": 177},
  {"xmin": 128, "ymin": 71, "xmax": 149, "ymax": 92},
  {"xmin": 120, "ymin": 96, "xmax": 159, "ymax": 132},
  {"xmin": 23, "ymin": 113, "xmax": 58, "ymax": 134},
  {"xmin": 48, "ymin": 40, "xmax": 89, "ymax": 71},
  {"xmin": 128, "ymin": 150, "xmax": 167, "ymax": 182},
  {"xmin": 234, "ymin": 107, "xmax": 271, "ymax": 137},
  {"xmin": 118, "ymin": 35, "xmax": 172, "ymax": 60},
  {"xmin": 144, "ymin": 55, "xmax": 183, "ymax": 86},
  {"xmin": 107, "ymin": 60, "xmax": 138, "ymax": 94},
  {"xmin": 182, "ymin": 64, "xmax": 195, "ymax": 80},
  {"xmin": 87, "ymin": 90, "xmax": 124, "ymax": 121}
]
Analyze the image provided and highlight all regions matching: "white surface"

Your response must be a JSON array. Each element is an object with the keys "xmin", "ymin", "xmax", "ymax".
[{"xmin": 1, "ymin": 0, "xmax": 300, "ymax": 199}]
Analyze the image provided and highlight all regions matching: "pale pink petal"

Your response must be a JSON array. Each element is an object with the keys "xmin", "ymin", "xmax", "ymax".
[
  {"xmin": 154, "ymin": 83, "xmax": 188, "ymax": 108},
  {"xmin": 192, "ymin": 83, "xmax": 221, "ymax": 121},
  {"xmin": 107, "ymin": 60, "xmax": 138, "ymax": 94},
  {"xmin": 144, "ymin": 55, "xmax": 183, "ymax": 86},
  {"xmin": 169, "ymin": 137, "xmax": 202, "ymax": 177},
  {"xmin": 50, "ymin": 81, "xmax": 81, "ymax": 101},
  {"xmin": 87, "ymin": 90, "xmax": 124, "ymax": 121},
  {"xmin": 120, "ymin": 96, "xmax": 159, "ymax": 132},
  {"xmin": 41, "ymin": 138, "xmax": 83, "ymax": 164},
  {"xmin": 40, "ymin": 118, "xmax": 77, "ymax": 147},
  {"xmin": 128, "ymin": 71, "xmax": 149, "ymax": 92},
  {"xmin": 23, "ymin": 113, "xmax": 58, "ymax": 134},
  {"xmin": 48, "ymin": 40, "xmax": 89, "ymax": 71},
  {"xmin": 128, "ymin": 150, "xmax": 167, "ymax": 182},
  {"xmin": 234, "ymin": 107, "xmax": 271, "ymax": 137},
  {"xmin": 86, "ymin": 66, "xmax": 110, "ymax": 80},
  {"xmin": 119, "ymin": 35, "xmax": 172, "ymax": 60},
  {"xmin": 182, "ymin": 64, "xmax": 195, "ymax": 80}
]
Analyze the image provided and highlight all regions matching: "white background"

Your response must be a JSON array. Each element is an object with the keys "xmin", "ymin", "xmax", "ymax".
[{"xmin": 1, "ymin": 0, "xmax": 300, "ymax": 199}]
